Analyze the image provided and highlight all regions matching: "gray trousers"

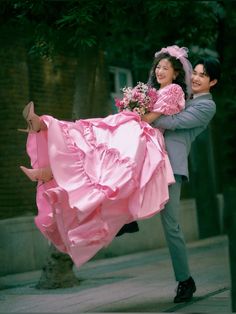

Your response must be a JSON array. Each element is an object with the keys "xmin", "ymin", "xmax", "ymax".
[{"xmin": 160, "ymin": 175, "xmax": 191, "ymax": 282}]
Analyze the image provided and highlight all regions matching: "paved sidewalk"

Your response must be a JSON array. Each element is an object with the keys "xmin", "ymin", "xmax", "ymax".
[{"xmin": 0, "ymin": 235, "xmax": 233, "ymax": 313}]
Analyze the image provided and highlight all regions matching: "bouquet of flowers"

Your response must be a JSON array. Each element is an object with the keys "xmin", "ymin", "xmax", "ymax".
[{"xmin": 115, "ymin": 82, "xmax": 158, "ymax": 115}]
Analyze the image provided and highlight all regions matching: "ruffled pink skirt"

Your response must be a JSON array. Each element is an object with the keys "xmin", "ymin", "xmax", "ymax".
[{"xmin": 26, "ymin": 111, "xmax": 174, "ymax": 269}]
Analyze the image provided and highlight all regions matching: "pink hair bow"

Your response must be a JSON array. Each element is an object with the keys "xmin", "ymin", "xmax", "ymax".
[{"xmin": 155, "ymin": 45, "xmax": 189, "ymax": 59}]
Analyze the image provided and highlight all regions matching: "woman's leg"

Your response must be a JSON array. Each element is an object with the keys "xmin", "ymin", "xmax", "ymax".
[
  {"xmin": 20, "ymin": 166, "xmax": 53, "ymax": 182},
  {"xmin": 18, "ymin": 101, "xmax": 47, "ymax": 133}
]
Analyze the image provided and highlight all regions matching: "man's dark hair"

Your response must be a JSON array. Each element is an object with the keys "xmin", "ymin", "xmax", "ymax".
[{"xmin": 193, "ymin": 56, "xmax": 221, "ymax": 82}]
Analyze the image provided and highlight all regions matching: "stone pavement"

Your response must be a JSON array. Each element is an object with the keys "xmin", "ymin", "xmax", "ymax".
[{"xmin": 0, "ymin": 235, "xmax": 233, "ymax": 313}]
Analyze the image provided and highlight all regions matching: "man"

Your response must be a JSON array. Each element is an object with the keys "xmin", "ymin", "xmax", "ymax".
[{"xmin": 153, "ymin": 56, "xmax": 221, "ymax": 303}]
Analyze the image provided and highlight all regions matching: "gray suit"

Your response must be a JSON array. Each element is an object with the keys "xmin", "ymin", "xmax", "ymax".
[{"xmin": 153, "ymin": 93, "xmax": 216, "ymax": 281}]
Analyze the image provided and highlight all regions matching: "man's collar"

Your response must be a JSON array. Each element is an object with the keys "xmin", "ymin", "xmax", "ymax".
[{"xmin": 192, "ymin": 92, "xmax": 211, "ymax": 99}]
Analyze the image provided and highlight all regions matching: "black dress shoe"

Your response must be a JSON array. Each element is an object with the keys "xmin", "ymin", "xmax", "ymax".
[
  {"xmin": 116, "ymin": 221, "xmax": 139, "ymax": 237},
  {"xmin": 174, "ymin": 276, "xmax": 196, "ymax": 303}
]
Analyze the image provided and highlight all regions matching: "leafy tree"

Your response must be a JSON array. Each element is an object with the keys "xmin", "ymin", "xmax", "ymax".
[
  {"xmin": 3, "ymin": 0, "xmax": 222, "ymax": 81},
  {"xmin": 0, "ymin": 0, "xmax": 227, "ymax": 288}
]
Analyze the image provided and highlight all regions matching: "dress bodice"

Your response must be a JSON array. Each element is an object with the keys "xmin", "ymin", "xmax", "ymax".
[{"xmin": 153, "ymin": 84, "xmax": 185, "ymax": 115}]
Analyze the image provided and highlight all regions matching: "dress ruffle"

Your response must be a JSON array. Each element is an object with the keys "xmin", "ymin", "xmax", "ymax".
[{"xmin": 25, "ymin": 86, "xmax": 180, "ymax": 269}]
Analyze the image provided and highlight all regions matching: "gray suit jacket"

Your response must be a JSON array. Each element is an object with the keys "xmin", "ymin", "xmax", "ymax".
[{"xmin": 153, "ymin": 94, "xmax": 216, "ymax": 180}]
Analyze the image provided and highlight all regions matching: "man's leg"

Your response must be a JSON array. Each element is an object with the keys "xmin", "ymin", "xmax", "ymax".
[
  {"xmin": 160, "ymin": 175, "xmax": 190, "ymax": 281},
  {"xmin": 161, "ymin": 175, "xmax": 196, "ymax": 302}
]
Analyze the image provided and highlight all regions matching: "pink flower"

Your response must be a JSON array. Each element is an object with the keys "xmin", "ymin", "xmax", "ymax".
[{"xmin": 115, "ymin": 82, "xmax": 158, "ymax": 116}]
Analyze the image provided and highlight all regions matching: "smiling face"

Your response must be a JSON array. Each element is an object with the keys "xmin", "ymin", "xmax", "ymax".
[
  {"xmin": 155, "ymin": 58, "xmax": 177, "ymax": 88},
  {"xmin": 191, "ymin": 64, "xmax": 217, "ymax": 94}
]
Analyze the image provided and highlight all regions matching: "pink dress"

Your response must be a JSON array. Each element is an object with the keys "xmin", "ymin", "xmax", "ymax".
[{"xmin": 25, "ymin": 83, "xmax": 185, "ymax": 269}]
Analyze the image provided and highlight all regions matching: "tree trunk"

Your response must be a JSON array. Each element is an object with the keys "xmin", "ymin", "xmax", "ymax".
[
  {"xmin": 36, "ymin": 47, "xmax": 111, "ymax": 289},
  {"xmin": 72, "ymin": 46, "xmax": 110, "ymax": 120},
  {"xmin": 36, "ymin": 244, "xmax": 79, "ymax": 289},
  {"xmin": 190, "ymin": 126, "xmax": 220, "ymax": 238}
]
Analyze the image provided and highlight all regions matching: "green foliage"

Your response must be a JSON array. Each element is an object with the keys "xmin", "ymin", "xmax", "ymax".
[
  {"xmin": 1, "ymin": 0, "xmax": 234, "ymax": 189},
  {"xmin": 1, "ymin": 1, "xmax": 221, "ymax": 63}
]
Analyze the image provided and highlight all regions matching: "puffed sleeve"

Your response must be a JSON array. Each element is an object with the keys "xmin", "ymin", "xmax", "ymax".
[{"xmin": 152, "ymin": 84, "xmax": 185, "ymax": 115}]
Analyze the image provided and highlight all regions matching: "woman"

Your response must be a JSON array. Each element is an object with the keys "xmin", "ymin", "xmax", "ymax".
[{"xmin": 19, "ymin": 45, "xmax": 192, "ymax": 269}]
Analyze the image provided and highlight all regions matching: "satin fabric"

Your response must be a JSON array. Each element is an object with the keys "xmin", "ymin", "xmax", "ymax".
[{"xmin": 25, "ymin": 83, "xmax": 184, "ymax": 269}]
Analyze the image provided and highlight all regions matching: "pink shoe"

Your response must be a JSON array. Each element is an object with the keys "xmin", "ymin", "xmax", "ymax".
[
  {"xmin": 20, "ymin": 166, "xmax": 53, "ymax": 182},
  {"xmin": 18, "ymin": 101, "xmax": 45, "ymax": 133}
]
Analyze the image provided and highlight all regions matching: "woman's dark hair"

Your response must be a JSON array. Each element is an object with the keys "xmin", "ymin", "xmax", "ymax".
[
  {"xmin": 193, "ymin": 56, "xmax": 221, "ymax": 82},
  {"xmin": 147, "ymin": 52, "xmax": 188, "ymax": 99}
]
